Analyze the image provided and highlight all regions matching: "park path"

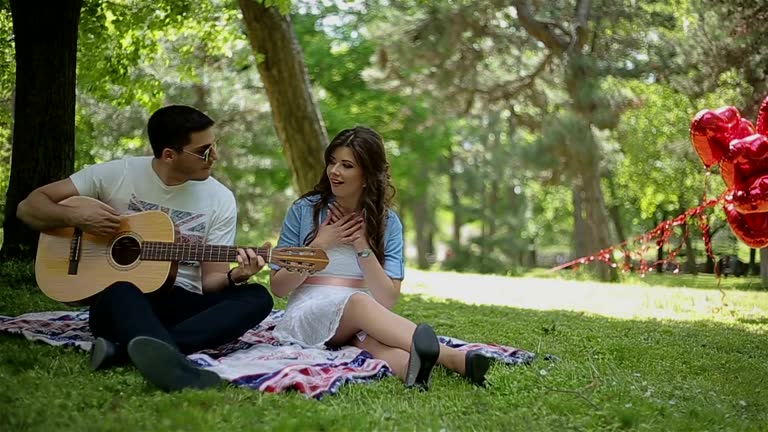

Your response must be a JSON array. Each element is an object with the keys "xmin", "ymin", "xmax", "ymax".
[{"xmin": 400, "ymin": 269, "xmax": 768, "ymax": 323}]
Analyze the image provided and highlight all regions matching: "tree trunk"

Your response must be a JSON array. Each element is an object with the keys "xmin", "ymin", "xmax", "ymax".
[
  {"xmin": 513, "ymin": 1, "xmax": 617, "ymax": 281},
  {"xmin": 582, "ymin": 168, "xmax": 617, "ymax": 281},
  {"xmin": 526, "ymin": 242, "xmax": 537, "ymax": 268},
  {"xmin": 705, "ymin": 254, "xmax": 715, "ymax": 274},
  {"xmin": 655, "ymin": 211, "xmax": 666, "ymax": 273},
  {"xmin": 605, "ymin": 176, "xmax": 626, "ymax": 242},
  {"xmin": 488, "ymin": 179, "xmax": 499, "ymax": 238},
  {"xmin": 684, "ymin": 222, "xmax": 697, "ymax": 275},
  {"xmin": 749, "ymin": 248, "xmax": 758, "ymax": 275},
  {"xmin": 412, "ymin": 196, "xmax": 431, "ymax": 269},
  {"xmin": 193, "ymin": 83, "xmax": 209, "ymax": 113},
  {"xmin": 447, "ymin": 150, "xmax": 462, "ymax": 247},
  {"xmin": 656, "ymin": 242, "xmax": 664, "ymax": 273},
  {"xmin": 1, "ymin": 0, "xmax": 81, "ymax": 261},
  {"xmin": 572, "ymin": 183, "xmax": 589, "ymax": 258},
  {"xmin": 760, "ymin": 248, "xmax": 768, "ymax": 288},
  {"xmin": 238, "ymin": 0, "xmax": 327, "ymax": 194}
]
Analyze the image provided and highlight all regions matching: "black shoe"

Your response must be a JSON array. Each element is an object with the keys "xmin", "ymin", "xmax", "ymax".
[
  {"xmin": 404, "ymin": 323, "xmax": 440, "ymax": 390},
  {"xmin": 465, "ymin": 350, "xmax": 493, "ymax": 387},
  {"xmin": 90, "ymin": 337, "xmax": 120, "ymax": 371},
  {"xmin": 126, "ymin": 336, "xmax": 223, "ymax": 393}
]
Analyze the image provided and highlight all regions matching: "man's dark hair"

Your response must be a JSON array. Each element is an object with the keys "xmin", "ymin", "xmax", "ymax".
[{"xmin": 147, "ymin": 105, "xmax": 215, "ymax": 158}]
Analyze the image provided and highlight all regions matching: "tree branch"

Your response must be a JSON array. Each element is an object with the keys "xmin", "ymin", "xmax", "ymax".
[
  {"xmin": 565, "ymin": 0, "xmax": 591, "ymax": 53},
  {"xmin": 512, "ymin": 0, "xmax": 569, "ymax": 52},
  {"xmin": 475, "ymin": 52, "xmax": 555, "ymax": 102}
]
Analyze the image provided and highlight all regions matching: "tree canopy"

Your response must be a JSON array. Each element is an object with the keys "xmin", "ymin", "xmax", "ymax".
[{"xmin": 1, "ymin": 0, "xmax": 765, "ymax": 277}]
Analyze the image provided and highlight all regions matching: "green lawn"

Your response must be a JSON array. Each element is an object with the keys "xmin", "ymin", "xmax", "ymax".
[{"xmin": 2, "ymin": 268, "xmax": 768, "ymax": 431}]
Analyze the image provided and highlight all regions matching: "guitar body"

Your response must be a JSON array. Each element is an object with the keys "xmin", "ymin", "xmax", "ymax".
[
  {"xmin": 35, "ymin": 196, "xmax": 329, "ymax": 305},
  {"xmin": 35, "ymin": 199, "xmax": 177, "ymax": 304}
]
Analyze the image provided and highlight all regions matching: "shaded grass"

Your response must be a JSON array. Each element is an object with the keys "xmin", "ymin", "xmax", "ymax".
[{"xmin": 2, "ymin": 274, "xmax": 768, "ymax": 431}]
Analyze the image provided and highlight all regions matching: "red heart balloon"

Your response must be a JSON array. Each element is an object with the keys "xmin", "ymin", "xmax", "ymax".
[
  {"xmin": 727, "ymin": 134, "xmax": 768, "ymax": 188},
  {"xmin": 690, "ymin": 106, "xmax": 742, "ymax": 168},
  {"xmin": 732, "ymin": 175, "xmax": 768, "ymax": 213},
  {"xmin": 736, "ymin": 118, "xmax": 756, "ymax": 137},
  {"xmin": 690, "ymin": 96, "xmax": 768, "ymax": 249},
  {"xmin": 720, "ymin": 160, "xmax": 737, "ymax": 189},
  {"xmin": 724, "ymin": 204, "xmax": 768, "ymax": 248},
  {"xmin": 756, "ymin": 96, "xmax": 768, "ymax": 135}
]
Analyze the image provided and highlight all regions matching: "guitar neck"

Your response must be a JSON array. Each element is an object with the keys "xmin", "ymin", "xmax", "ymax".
[{"xmin": 140, "ymin": 242, "xmax": 271, "ymax": 263}]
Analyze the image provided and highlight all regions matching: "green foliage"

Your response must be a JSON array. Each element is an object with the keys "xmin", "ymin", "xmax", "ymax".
[
  {"xmin": 0, "ymin": 259, "xmax": 34, "ymax": 289},
  {"xmin": 2, "ymin": 0, "xmax": 766, "ymax": 273},
  {"xmin": 609, "ymin": 79, "xmax": 746, "ymax": 243},
  {"xmin": 0, "ymin": 1, "xmax": 12, "ymax": 227},
  {"xmin": 69, "ymin": 0, "xmax": 294, "ymax": 244},
  {"xmin": 260, "ymin": 0, "xmax": 291, "ymax": 15}
]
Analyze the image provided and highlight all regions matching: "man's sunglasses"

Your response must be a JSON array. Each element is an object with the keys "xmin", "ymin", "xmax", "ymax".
[{"xmin": 182, "ymin": 142, "xmax": 217, "ymax": 163}]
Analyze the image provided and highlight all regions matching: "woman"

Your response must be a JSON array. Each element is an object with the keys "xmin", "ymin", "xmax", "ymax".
[{"xmin": 270, "ymin": 126, "xmax": 491, "ymax": 389}]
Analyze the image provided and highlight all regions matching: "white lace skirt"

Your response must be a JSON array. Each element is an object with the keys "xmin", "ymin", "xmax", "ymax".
[{"xmin": 272, "ymin": 284, "xmax": 371, "ymax": 348}]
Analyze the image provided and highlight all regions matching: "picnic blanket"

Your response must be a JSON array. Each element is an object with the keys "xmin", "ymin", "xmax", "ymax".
[{"xmin": 0, "ymin": 309, "xmax": 537, "ymax": 398}]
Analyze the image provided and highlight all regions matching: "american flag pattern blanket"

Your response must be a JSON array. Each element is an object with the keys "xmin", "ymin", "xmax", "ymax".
[{"xmin": 0, "ymin": 309, "xmax": 537, "ymax": 398}]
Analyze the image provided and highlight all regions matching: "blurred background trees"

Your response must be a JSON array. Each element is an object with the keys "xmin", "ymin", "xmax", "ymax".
[{"xmin": 1, "ymin": 0, "xmax": 765, "ymax": 281}]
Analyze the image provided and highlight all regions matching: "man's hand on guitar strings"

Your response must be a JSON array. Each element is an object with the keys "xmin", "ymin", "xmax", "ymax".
[
  {"xmin": 64, "ymin": 199, "xmax": 122, "ymax": 236},
  {"xmin": 232, "ymin": 242, "xmax": 270, "ymax": 283}
]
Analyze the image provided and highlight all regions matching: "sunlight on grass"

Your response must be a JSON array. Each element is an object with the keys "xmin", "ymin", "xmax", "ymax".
[
  {"xmin": 3, "ymin": 270, "xmax": 768, "ymax": 430},
  {"xmin": 402, "ymin": 268, "xmax": 768, "ymax": 325}
]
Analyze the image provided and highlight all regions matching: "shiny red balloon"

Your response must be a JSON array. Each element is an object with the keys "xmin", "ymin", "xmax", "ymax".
[
  {"xmin": 690, "ymin": 106, "xmax": 742, "ymax": 168},
  {"xmin": 757, "ymin": 96, "xmax": 768, "ymax": 135},
  {"xmin": 690, "ymin": 96, "xmax": 768, "ymax": 247},
  {"xmin": 724, "ymin": 204, "xmax": 768, "ymax": 248}
]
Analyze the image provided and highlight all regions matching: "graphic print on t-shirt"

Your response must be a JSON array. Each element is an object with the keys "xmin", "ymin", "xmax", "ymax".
[{"xmin": 127, "ymin": 194, "xmax": 207, "ymax": 267}]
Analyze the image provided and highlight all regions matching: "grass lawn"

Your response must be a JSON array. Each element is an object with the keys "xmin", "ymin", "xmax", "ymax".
[{"xmin": 2, "ymin": 267, "xmax": 768, "ymax": 431}]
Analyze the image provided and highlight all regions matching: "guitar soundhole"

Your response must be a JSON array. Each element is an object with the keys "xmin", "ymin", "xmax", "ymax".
[{"xmin": 111, "ymin": 236, "xmax": 141, "ymax": 266}]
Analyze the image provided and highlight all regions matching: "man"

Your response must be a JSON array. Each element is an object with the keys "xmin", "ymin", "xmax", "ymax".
[{"xmin": 16, "ymin": 105, "xmax": 273, "ymax": 392}]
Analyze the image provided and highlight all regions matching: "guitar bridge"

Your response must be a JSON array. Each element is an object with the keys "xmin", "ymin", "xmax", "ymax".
[{"xmin": 68, "ymin": 228, "xmax": 83, "ymax": 275}]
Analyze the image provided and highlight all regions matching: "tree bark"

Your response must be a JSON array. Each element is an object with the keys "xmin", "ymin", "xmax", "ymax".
[
  {"xmin": 1, "ymin": 0, "xmax": 81, "ymax": 261},
  {"xmin": 447, "ymin": 150, "xmax": 462, "ymax": 247},
  {"xmin": 655, "ymin": 211, "xmax": 665, "ymax": 273},
  {"xmin": 656, "ymin": 242, "xmax": 664, "ymax": 273},
  {"xmin": 488, "ymin": 180, "xmax": 499, "ymax": 238},
  {"xmin": 582, "ymin": 166, "xmax": 616, "ymax": 281},
  {"xmin": 684, "ymin": 222, "xmax": 697, "ymax": 275},
  {"xmin": 605, "ymin": 175, "xmax": 626, "ymax": 242},
  {"xmin": 238, "ymin": 0, "xmax": 327, "ymax": 194},
  {"xmin": 572, "ymin": 182, "xmax": 589, "ymax": 258},
  {"xmin": 412, "ymin": 195, "xmax": 431, "ymax": 269},
  {"xmin": 761, "ymin": 248, "xmax": 768, "ymax": 288},
  {"xmin": 749, "ymin": 248, "xmax": 758, "ymax": 276}
]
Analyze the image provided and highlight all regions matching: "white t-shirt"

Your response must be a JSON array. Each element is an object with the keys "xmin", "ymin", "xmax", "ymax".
[{"xmin": 70, "ymin": 156, "xmax": 237, "ymax": 294}]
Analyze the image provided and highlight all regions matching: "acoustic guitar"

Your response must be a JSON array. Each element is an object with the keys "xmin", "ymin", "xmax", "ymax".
[{"xmin": 35, "ymin": 196, "xmax": 328, "ymax": 304}]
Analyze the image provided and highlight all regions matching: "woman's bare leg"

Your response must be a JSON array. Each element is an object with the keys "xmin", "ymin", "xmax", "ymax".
[
  {"xmin": 328, "ymin": 293, "xmax": 467, "ymax": 374},
  {"xmin": 326, "ymin": 293, "xmax": 415, "ymax": 349},
  {"xmin": 351, "ymin": 336, "xmax": 409, "ymax": 380}
]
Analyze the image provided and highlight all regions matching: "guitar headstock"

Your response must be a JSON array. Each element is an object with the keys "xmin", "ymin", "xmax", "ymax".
[{"xmin": 271, "ymin": 247, "xmax": 329, "ymax": 274}]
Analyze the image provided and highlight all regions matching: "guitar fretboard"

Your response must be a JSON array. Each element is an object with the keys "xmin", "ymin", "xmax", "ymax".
[{"xmin": 140, "ymin": 242, "xmax": 271, "ymax": 263}]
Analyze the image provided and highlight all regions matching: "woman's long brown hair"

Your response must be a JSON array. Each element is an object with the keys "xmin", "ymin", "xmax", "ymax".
[{"xmin": 300, "ymin": 126, "xmax": 396, "ymax": 263}]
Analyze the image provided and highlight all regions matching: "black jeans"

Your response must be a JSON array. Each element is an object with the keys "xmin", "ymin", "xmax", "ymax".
[{"xmin": 89, "ymin": 281, "xmax": 274, "ymax": 354}]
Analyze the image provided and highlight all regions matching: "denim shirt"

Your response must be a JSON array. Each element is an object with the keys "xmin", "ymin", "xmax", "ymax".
[{"xmin": 270, "ymin": 195, "xmax": 405, "ymax": 279}]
